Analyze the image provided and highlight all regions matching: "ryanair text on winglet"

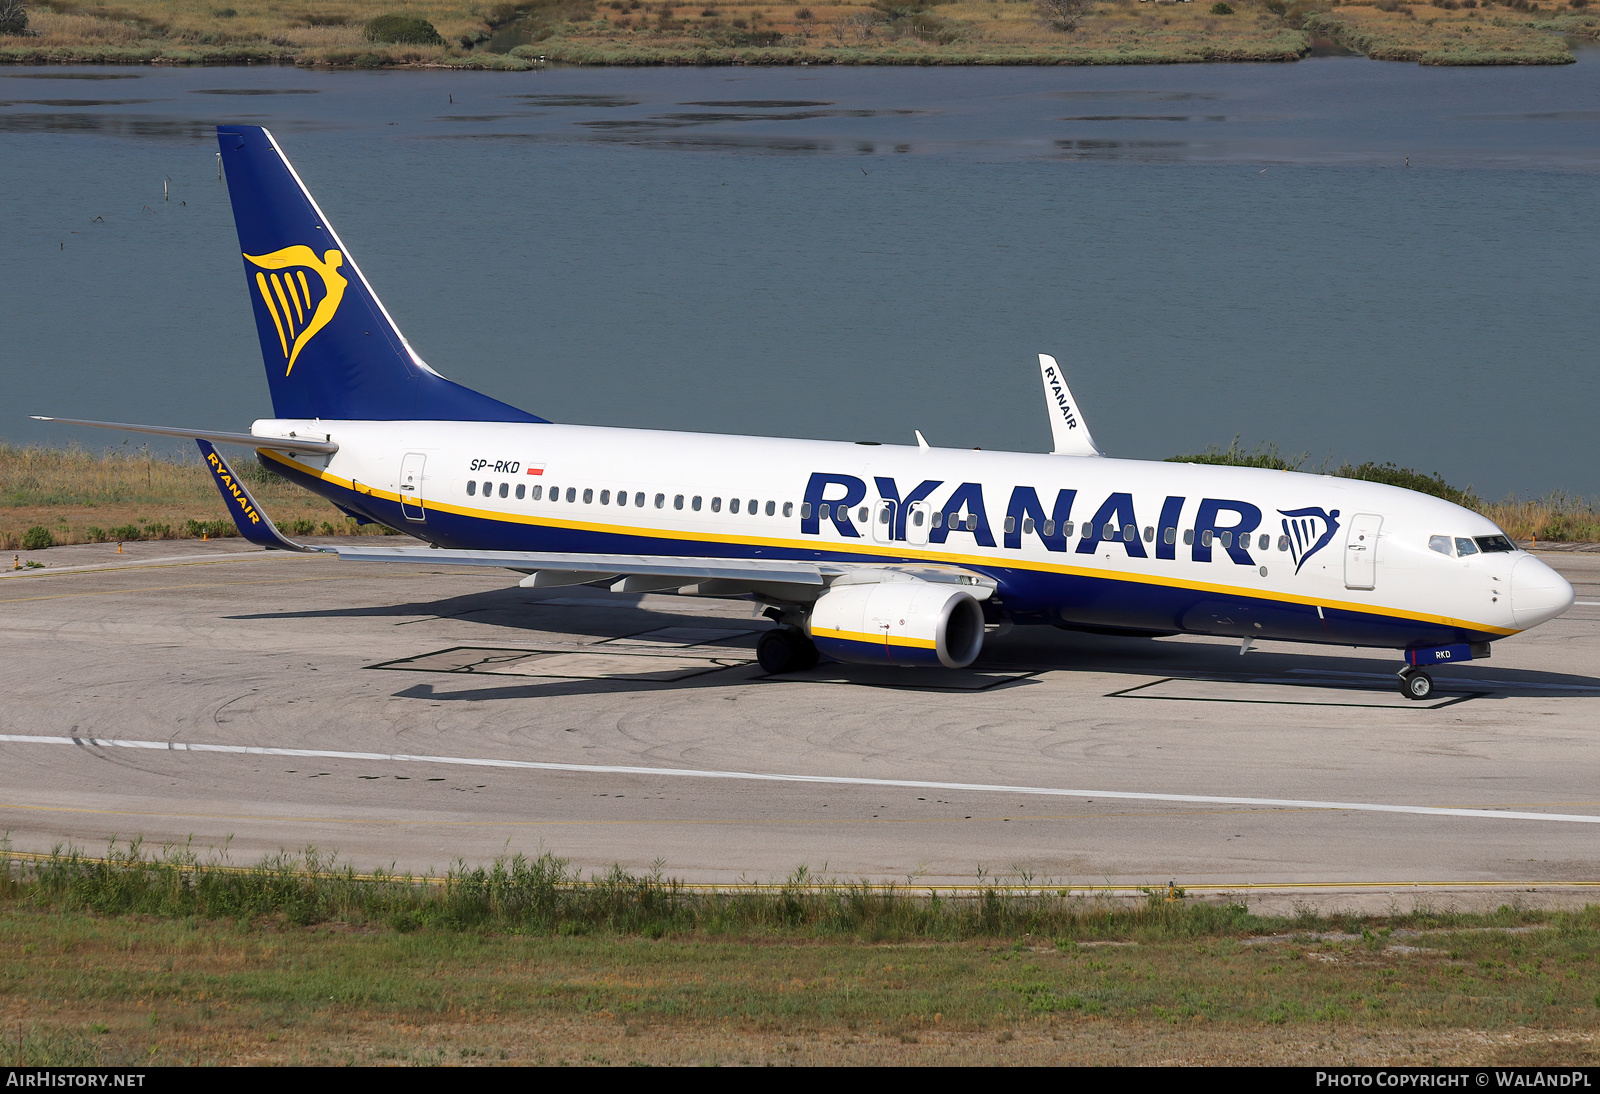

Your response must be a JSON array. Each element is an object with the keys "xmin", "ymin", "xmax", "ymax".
[{"xmin": 205, "ymin": 450, "xmax": 262, "ymax": 526}]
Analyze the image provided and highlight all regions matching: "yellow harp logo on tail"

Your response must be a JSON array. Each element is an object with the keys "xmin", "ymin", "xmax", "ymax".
[{"xmin": 243, "ymin": 246, "xmax": 349, "ymax": 376}]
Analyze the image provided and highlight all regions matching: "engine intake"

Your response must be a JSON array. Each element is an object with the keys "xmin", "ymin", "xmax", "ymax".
[{"xmin": 807, "ymin": 580, "xmax": 985, "ymax": 668}]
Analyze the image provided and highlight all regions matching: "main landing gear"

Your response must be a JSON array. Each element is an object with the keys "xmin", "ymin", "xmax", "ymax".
[
  {"xmin": 1397, "ymin": 666, "xmax": 1435, "ymax": 701},
  {"xmin": 757, "ymin": 626, "xmax": 820, "ymax": 675}
]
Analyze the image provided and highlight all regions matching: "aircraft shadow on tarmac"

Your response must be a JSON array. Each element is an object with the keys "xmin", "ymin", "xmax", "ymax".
[{"xmin": 233, "ymin": 585, "xmax": 1600, "ymax": 703}]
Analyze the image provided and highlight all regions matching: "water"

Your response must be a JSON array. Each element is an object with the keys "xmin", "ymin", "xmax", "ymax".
[{"xmin": 2, "ymin": 57, "xmax": 1597, "ymax": 499}]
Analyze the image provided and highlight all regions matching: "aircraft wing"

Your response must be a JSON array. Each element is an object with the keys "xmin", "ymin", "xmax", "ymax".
[{"xmin": 330, "ymin": 544, "xmax": 996, "ymax": 599}]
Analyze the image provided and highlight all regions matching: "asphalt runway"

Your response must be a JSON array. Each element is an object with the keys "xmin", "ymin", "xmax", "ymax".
[{"xmin": 3, "ymin": 539, "xmax": 1599, "ymax": 902}]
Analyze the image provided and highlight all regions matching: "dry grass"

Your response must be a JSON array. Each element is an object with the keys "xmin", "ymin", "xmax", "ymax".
[
  {"xmin": 1308, "ymin": 3, "xmax": 1587, "ymax": 65},
  {"xmin": 0, "ymin": 0, "xmax": 1584, "ymax": 65},
  {"xmin": 0, "ymin": 444, "xmax": 390, "ymax": 550}
]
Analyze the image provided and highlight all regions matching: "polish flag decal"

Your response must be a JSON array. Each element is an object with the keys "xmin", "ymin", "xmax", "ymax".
[{"xmin": 526, "ymin": 465, "xmax": 544, "ymax": 476}]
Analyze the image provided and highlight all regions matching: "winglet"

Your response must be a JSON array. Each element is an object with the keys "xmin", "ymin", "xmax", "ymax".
[
  {"xmin": 197, "ymin": 439, "xmax": 325, "ymax": 553},
  {"xmin": 1038, "ymin": 354, "xmax": 1103, "ymax": 457}
]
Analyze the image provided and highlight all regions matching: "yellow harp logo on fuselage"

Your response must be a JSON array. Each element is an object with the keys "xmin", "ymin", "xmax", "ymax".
[{"xmin": 243, "ymin": 245, "xmax": 349, "ymax": 376}]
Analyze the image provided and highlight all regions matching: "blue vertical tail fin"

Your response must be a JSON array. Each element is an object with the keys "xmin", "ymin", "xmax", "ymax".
[{"xmin": 217, "ymin": 125, "xmax": 543, "ymax": 424}]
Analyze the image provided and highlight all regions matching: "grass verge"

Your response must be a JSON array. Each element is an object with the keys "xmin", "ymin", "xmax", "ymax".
[
  {"xmin": 1307, "ymin": 5, "xmax": 1583, "ymax": 65},
  {"xmin": 3, "ymin": 843, "xmax": 1600, "ymax": 1064},
  {"xmin": 0, "ymin": 443, "xmax": 398, "ymax": 550}
]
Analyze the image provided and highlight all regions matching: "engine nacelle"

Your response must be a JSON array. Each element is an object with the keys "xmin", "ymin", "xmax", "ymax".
[{"xmin": 807, "ymin": 579, "xmax": 985, "ymax": 668}]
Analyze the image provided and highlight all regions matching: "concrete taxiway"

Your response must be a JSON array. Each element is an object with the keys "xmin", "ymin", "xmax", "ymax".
[{"xmin": 2, "ymin": 538, "xmax": 1598, "ymax": 902}]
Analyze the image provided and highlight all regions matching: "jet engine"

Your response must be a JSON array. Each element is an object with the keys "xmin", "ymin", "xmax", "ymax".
[{"xmin": 806, "ymin": 579, "xmax": 985, "ymax": 668}]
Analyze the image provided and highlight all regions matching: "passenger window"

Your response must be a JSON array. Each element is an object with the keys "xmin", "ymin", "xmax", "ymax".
[
  {"xmin": 931, "ymin": 512, "xmax": 942, "ymax": 529},
  {"xmin": 498, "ymin": 483, "xmax": 508, "ymax": 499},
  {"xmin": 855, "ymin": 507, "xmax": 865, "ymax": 523},
  {"xmin": 820, "ymin": 503, "xmax": 831, "ymax": 520},
  {"xmin": 1123, "ymin": 525, "xmax": 1135, "ymax": 542},
  {"xmin": 655, "ymin": 493, "xmax": 665, "ymax": 509},
  {"xmin": 1043, "ymin": 519, "xmax": 1055, "ymax": 537},
  {"xmin": 1022, "ymin": 517, "xmax": 1034, "ymax": 535},
  {"xmin": 1221, "ymin": 531, "xmax": 1232, "ymax": 548},
  {"xmin": 1455, "ymin": 537, "xmax": 1479, "ymax": 556},
  {"xmin": 1184, "ymin": 529, "xmax": 1195, "ymax": 546},
  {"xmin": 1062, "ymin": 521, "xmax": 1074, "ymax": 537},
  {"xmin": 881, "ymin": 508, "xmax": 892, "ymax": 526},
  {"xmin": 1277, "ymin": 534, "xmax": 1288, "ymax": 551},
  {"xmin": 729, "ymin": 498, "xmax": 740, "ymax": 514},
  {"xmin": 1144, "ymin": 526, "xmax": 1155, "ymax": 542},
  {"xmin": 692, "ymin": 496, "xmax": 702, "ymax": 511},
  {"xmin": 797, "ymin": 502, "xmax": 808, "ymax": 519},
  {"xmin": 1103, "ymin": 523, "xmax": 1114, "ymax": 539},
  {"xmin": 1258, "ymin": 534, "xmax": 1269, "ymax": 551},
  {"xmin": 712, "ymin": 497, "xmax": 722, "ymax": 513},
  {"xmin": 600, "ymin": 490, "xmax": 610, "ymax": 505},
  {"xmin": 1429, "ymin": 535, "xmax": 1453, "ymax": 556},
  {"xmin": 566, "ymin": 488, "xmax": 576, "ymax": 503},
  {"xmin": 483, "ymin": 481, "xmax": 493, "ymax": 495},
  {"xmin": 635, "ymin": 493, "xmax": 645, "ymax": 507},
  {"xmin": 1004, "ymin": 516, "xmax": 1016, "ymax": 534},
  {"xmin": 516, "ymin": 483, "xmax": 525, "ymax": 500},
  {"xmin": 783, "ymin": 502, "xmax": 793, "ymax": 518},
  {"xmin": 532, "ymin": 485, "xmax": 542, "ymax": 501},
  {"xmin": 766, "ymin": 501, "xmax": 775, "ymax": 516},
  {"xmin": 466, "ymin": 481, "xmax": 476, "ymax": 496},
  {"xmin": 1164, "ymin": 527, "xmax": 1176, "ymax": 545},
  {"xmin": 583, "ymin": 489, "xmax": 594, "ymax": 504},
  {"xmin": 616, "ymin": 490, "xmax": 626, "ymax": 507},
  {"xmin": 1201, "ymin": 530, "xmax": 1213, "ymax": 547},
  {"xmin": 912, "ymin": 509, "xmax": 925, "ymax": 527}
]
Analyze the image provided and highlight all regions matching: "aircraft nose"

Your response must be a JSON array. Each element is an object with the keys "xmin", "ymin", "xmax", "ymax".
[{"xmin": 1510, "ymin": 554, "xmax": 1575, "ymax": 630}]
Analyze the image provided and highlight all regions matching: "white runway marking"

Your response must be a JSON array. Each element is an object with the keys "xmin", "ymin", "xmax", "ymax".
[{"xmin": 3, "ymin": 734, "xmax": 1599, "ymax": 826}]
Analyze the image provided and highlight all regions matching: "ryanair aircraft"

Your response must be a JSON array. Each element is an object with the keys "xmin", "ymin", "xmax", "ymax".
[{"xmin": 37, "ymin": 125, "xmax": 1576, "ymax": 699}]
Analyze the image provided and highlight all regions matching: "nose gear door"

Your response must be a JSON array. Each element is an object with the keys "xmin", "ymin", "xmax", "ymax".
[
  {"xmin": 399, "ymin": 452, "xmax": 426, "ymax": 522},
  {"xmin": 1344, "ymin": 512, "xmax": 1381, "ymax": 590}
]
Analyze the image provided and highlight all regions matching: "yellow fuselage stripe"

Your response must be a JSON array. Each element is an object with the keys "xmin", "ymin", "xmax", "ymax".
[{"xmin": 263, "ymin": 451, "xmax": 1517, "ymax": 637}]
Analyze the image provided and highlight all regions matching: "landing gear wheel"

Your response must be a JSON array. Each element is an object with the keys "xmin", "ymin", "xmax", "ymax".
[
  {"xmin": 1399, "ymin": 670, "xmax": 1434, "ymax": 701},
  {"xmin": 757, "ymin": 627, "xmax": 819, "ymax": 674}
]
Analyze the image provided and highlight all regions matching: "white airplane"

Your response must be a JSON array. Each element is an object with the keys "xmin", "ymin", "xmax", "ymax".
[{"xmin": 36, "ymin": 125, "xmax": 1576, "ymax": 699}]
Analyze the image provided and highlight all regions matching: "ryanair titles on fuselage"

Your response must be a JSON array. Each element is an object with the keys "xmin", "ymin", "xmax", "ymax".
[{"xmin": 798, "ymin": 471, "xmax": 1340, "ymax": 571}]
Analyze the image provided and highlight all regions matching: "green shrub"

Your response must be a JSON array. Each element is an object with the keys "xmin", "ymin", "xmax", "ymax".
[
  {"xmin": 185, "ymin": 519, "xmax": 230, "ymax": 538},
  {"xmin": 0, "ymin": 1, "xmax": 29, "ymax": 37},
  {"xmin": 1335, "ymin": 462, "xmax": 1478, "ymax": 508},
  {"xmin": 1167, "ymin": 438, "xmax": 1304, "ymax": 471},
  {"xmin": 108, "ymin": 524, "xmax": 142, "ymax": 542},
  {"xmin": 143, "ymin": 522, "xmax": 173, "ymax": 540},
  {"xmin": 1210, "ymin": 2, "xmax": 1234, "ymax": 12},
  {"xmin": 21, "ymin": 526, "xmax": 53, "ymax": 551},
  {"xmin": 364, "ymin": 13, "xmax": 445, "ymax": 44},
  {"xmin": 84, "ymin": 527, "xmax": 108, "ymax": 543}
]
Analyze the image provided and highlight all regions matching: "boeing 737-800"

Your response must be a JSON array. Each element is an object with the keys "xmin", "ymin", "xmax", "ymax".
[{"xmin": 35, "ymin": 125, "xmax": 1576, "ymax": 699}]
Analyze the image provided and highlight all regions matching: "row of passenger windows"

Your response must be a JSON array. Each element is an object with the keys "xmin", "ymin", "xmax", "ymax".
[{"xmin": 466, "ymin": 479, "xmax": 796, "ymax": 518}]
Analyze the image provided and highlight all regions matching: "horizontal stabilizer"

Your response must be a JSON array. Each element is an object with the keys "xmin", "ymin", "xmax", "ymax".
[
  {"xmin": 196, "ymin": 439, "xmax": 327, "ymax": 553},
  {"xmin": 33, "ymin": 416, "xmax": 338, "ymax": 456},
  {"xmin": 1037, "ymin": 354, "xmax": 1104, "ymax": 457}
]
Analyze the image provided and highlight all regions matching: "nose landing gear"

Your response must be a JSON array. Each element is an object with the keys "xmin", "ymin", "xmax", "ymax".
[{"xmin": 1397, "ymin": 667, "xmax": 1435, "ymax": 701}]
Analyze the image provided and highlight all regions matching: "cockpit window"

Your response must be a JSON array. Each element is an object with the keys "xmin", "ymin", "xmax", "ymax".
[
  {"xmin": 1475, "ymin": 534, "xmax": 1516, "ymax": 554},
  {"xmin": 1428, "ymin": 535, "xmax": 1453, "ymax": 556},
  {"xmin": 1455, "ymin": 537, "xmax": 1479, "ymax": 557}
]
